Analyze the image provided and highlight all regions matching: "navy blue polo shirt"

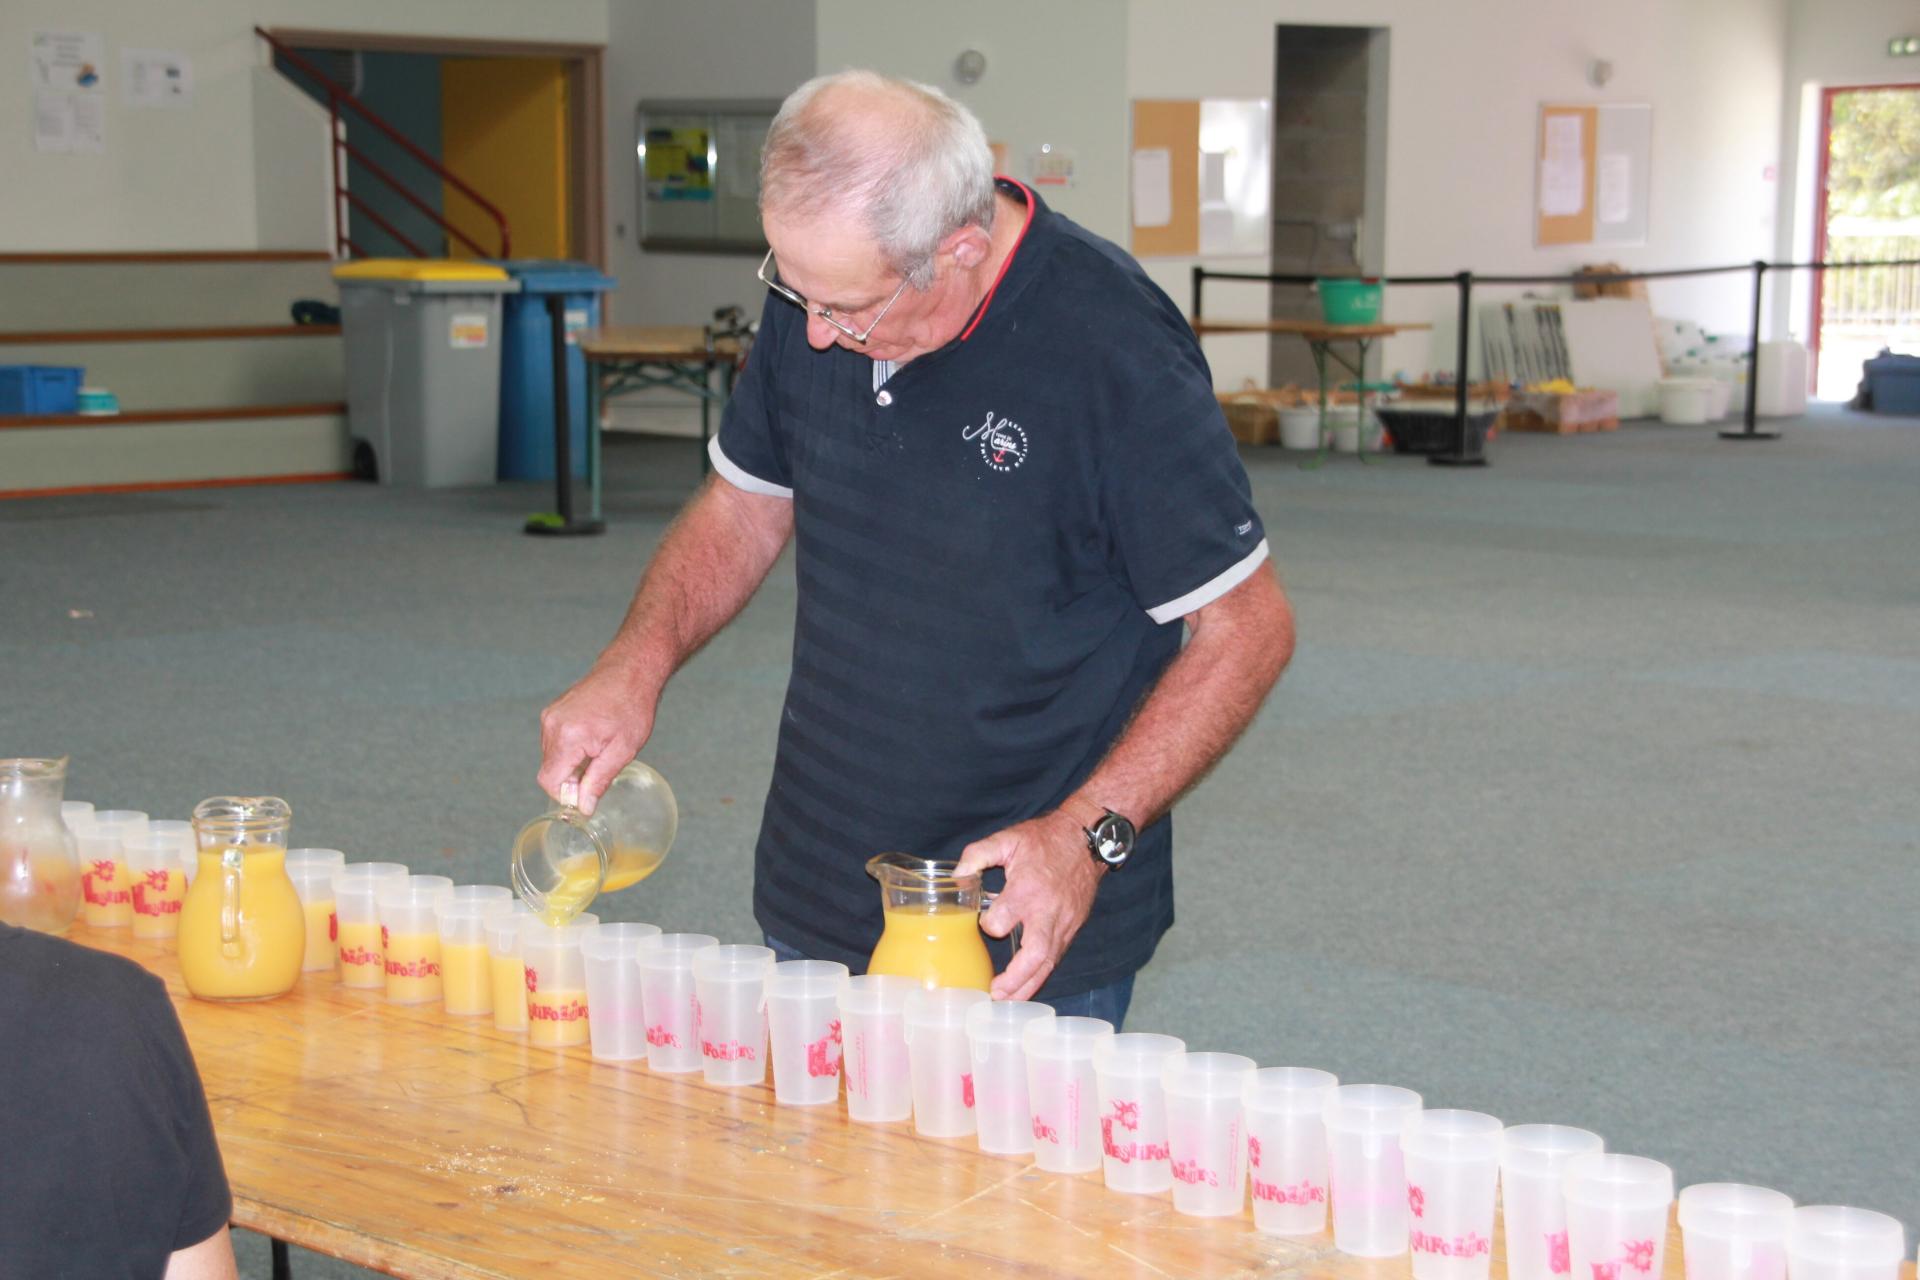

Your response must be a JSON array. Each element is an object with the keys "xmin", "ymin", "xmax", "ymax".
[{"xmin": 711, "ymin": 179, "xmax": 1268, "ymax": 997}]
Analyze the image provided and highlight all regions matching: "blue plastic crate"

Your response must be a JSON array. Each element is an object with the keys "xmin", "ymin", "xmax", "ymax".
[{"xmin": 0, "ymin": 365, "xmax": 84, "ymax": 415}]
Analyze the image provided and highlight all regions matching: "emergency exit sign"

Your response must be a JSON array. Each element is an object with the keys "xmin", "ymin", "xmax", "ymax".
[{"xmin": 1890, "ymin": 35, "xmax": 1920, "ymax": 56}]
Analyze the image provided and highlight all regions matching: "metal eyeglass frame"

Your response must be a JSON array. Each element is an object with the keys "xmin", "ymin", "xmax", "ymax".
[{"xmin": 757, "ymin": 248, "xmax": 912, "ymax": 344}]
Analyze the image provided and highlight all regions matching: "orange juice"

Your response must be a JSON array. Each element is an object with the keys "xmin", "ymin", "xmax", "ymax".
[
  {"xmin": 337, "ymin": 920, "xmax": 385, "ymax": 988},
  {"xmin": 300, "ymin": 897, "xmax": 337, "ymax": 972},
  {"xmin": 868, "ymin": 903, "xmax": 994, "ymax": 991},
  {"xmin": 442, "ymin": 941, "xmax": 491, "ymax": 1016},
  {"xmin": 536, "ymin": 844, "xmax": 665, "ymax": 924},
  {"xmin": 130, "ymin": 867, "xmax": 185, "ymax": 939},
  {"xmin": 177, "ymin": 847, "xmax": 305, "ymax": 1001},
  {"xmin": 383, "ymin": 931, "xmax": 443, "ymax": 1004},
  {"xmin": 491, "ymin": 953, "xmax": 528, "ymax": 1031},
  {"xmin": 528, "ymin": 988, "xmax": 589, "ymax": 1047},
  {"xmin": 81, "ymin": 855, "xmax": 133, "ymax": 928}
]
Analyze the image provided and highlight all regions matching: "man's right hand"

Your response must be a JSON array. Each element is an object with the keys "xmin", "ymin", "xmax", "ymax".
[{"xmin": 537, "ymin": 663, "xmax": 655, "ymax": 816}]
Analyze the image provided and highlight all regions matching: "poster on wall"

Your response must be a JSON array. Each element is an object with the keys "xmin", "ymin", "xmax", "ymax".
[
  {"xmin": 122, "ymin": 48, "xmax": 192, "ymax": 108},
  {"xmin": 30, "ymin": 29, "xmax": 106, "ymax": 153},
  {"xmin": 644, "ymin": 127, "xmax": 714, "ymax": 202}
]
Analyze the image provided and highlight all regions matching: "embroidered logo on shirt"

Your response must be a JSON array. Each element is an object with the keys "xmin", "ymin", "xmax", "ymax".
[
  {"xmin": 1235, "ymin": 519, "xmax": 1255, "ymax": 536},
  {"xmin": 963, "ymin": 409, "xmax": 1027, "ymax": 472}
]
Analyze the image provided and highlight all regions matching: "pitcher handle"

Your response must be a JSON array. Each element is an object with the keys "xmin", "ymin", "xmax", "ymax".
[
  {"xmin": 975, "ymin": 893, "xmax": 1022, "ymax": 960},
  {"xmin": 219, "ymin": 848, "xmax": 243, "ymax": 957}
]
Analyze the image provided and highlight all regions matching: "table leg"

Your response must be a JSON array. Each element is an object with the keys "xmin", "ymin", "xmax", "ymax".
[
  {"xmin": 1303, "ymin": 342, "xmax": 1331, "ymax": 471},
  {"xmin": 1355, "ymin": 337, "xmax": 1374, "ymax": 466},
  {"xmin": 588, "ymin": 359, "xmax": 604, "ymax": 523},
  {"xmin": 271, "ymin": 1238, "xmax": 292, "ymax": 1280}
]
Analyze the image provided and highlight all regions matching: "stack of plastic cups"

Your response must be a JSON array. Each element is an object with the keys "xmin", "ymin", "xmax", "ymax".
[
  {"xmin": 580, "ymin": 923, "xmax": 662, "ymax": 1060},
  {"xmin": 1563, "ymin": 1153, "xmax": 1675, "ymax": 1280},
  {"xmin": 1402, "ymin": 1109, "xmax": 1504, "ymax": 1280},
  {"xmin": 1090, "ymin": 1032, "xmax": 1186, "ymax": 1194},
  {"xmin": 839, "ymin": 974, "xmax": 918, "ymax": 1124},
  {"xmin": 76, "ymin": 824, "xmax": 132, "ymax": 928},
  {"xmin": 147, "ymin": 820, "xmax": 196, "ymax": 887},
  {"xmin": 521, "ymin": 917, "xmax": 598, "ymax": 1048},
  {"xmin": 766, "ymin": 960, "xmax": 850, "ymax": 1106},
  {"xmin": 438, "ymin": 890, "xmax": 516, "ymax": 1017},
  {"xmin": 693, "ymin": 944, "xmax": 775, "ymax": 1086},
  {"xmin": 332, "ymin": 863, "xmax": 408, "ymax": 988},
  {"xmin": 376, "ymin": 874, "xmax": 452, "ymax": 1005},
  {"xmin": 285, "ymin": 850, "xmax": 346, "ymax": 973},
  {"xmin": 1502, "ymin": 1126, "xmax": 1605, "ymax": 1280},
  {"xmin": 122, "ymin": 832, "xmax": 186, "ymax": 939},
  {"xmin": 1680, "ymin": 1184, "xmax": 1796, "ymax": 1280},
  {"xmin": 487, "ymin": 903, "xmax": 536, "ymax": 1032},
  {"xmin": 1243, "ymin": 1067, "xmax": 1340, "ymax": 1235},
  {"xmin": 93, "ymin": 809, "xmax": 149, "ymax": 843},
  {"xmin": 1324, "ymin": 1083, "xmax": 1424, "ymax": 1257},
  {"xmin": 638, "ymin": 933, "xmax": 718, "ymax": 1072},
  {"xmin": 966, "ymin": 1000, "xmax": 1055, "ymax": 1155},
  {"xmin": 905, "ymin": 988, "xmax": 990, "ymax": 1139},
  {"xmin": 1786, "ymin": 1207, "xmax": 1906, "ymax": 1280},
  {"xmin": 1162, "ymin": 1052, "xmax": 1257, "ymax": 1217},
  {"xmin": 61, "ymin": 801, "xmax": 94, "ymax": 834},
  {"xmin": 1023, "ymin": 1016, "xmax": 1115, "ymax": 1173}
]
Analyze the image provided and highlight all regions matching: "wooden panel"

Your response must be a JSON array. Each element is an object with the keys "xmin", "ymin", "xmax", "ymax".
[
  {"xmin": 0, "ymin": 472, "xmax": 350, "ymax": 501},
  {"xmin": 1536, "ymin": 104, "xmax": 1597, "ymax": 247},
  {"xmin": 0, "ymin": 402, "xmax": 346, "ymax": 430},
  {"xmin": 1131, "ymin": 100, "xmax": 1201, "ymax": 257},
  {"xmin": 0, "ymin": 326, "xmax": 340, "ymax": 345}
]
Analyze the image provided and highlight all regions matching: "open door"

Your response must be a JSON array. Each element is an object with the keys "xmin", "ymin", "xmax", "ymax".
[{"xmin": 442, "ymin": 57, "xmax": 571, "ymax": 259}]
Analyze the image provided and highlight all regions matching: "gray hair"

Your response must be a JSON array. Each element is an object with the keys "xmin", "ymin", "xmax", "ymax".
[{"xmin": 760, "ymin": 70, "xmax": 996, "ymax": 289}]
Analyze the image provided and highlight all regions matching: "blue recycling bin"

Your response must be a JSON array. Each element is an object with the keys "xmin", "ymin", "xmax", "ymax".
[{"xmin": 496, "ymin": 260, "xmax": 616, "ymax": 481}]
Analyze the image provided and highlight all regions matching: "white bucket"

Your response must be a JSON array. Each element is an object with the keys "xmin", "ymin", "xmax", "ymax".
[
  {"xmin": 1328, "ymin": 409, "xmax": 1381, "ymax": 453},
  {"xmin": 1658, "ymin": 378, "xmax": 1716, "ymax": 425},
  {"xmin": 1278, "ymin": 407, "xmax": 1322, "ymax": 451}
]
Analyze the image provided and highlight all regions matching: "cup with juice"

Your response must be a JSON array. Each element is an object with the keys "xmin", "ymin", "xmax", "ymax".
[
  {"xmin": 438, "ymin": 891, "xmax": 514, "ymax": 1017},
  {"xmin": 125, "ymin": 833, "xmax": 187, "ymax": 939},
  {"xmin": 511, "ymin": 761, "xmax": 676, "ymax": 924},
  {"xmin": 77, "ymin": 828, "xmax": 134, "ymax": 929},
  {"xmin": 864, "ymin": 853, "xmax": 996, "ymax": 992},
  {"xmin": 521, "ymin": 917, "xmax": 597, "ymax": 1048},
  {"xmin": 177, "ymin": 796, "xmax": 305, "ymax": 1002},
  {"xmin": 284, "ymin": 849, "xmax": 345, "ymax": 972},
  {"xmin": 331, "ymin": 862, "xmax": 409, "ymax": 989},
  {"xmin": 376, "ymin": 874, "xmax": 452, "ymax": 1005}
]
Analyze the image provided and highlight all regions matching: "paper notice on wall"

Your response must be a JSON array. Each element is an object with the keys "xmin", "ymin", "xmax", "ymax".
[
  {"xmin": 1596, "ymin": 152, "xmax": 1632, "ymax": 224},
  {"xmin": 1131, "ymin": 148, "xmax": 1172, "ymax": 228},
  {"xmin": 1539, "ymin": 114, "xmax": 1584, "ymax": 216},
  {"xmin": 30, "ymin": 30, "xmax": 106, "ymax": 153},
  {"xmin": 1199, "ymin": 150, "xmax": 1229, "ymax": 205},
  {"xmin": 122, "ymin": 48, "xmax": 192, "ymax": 107}
]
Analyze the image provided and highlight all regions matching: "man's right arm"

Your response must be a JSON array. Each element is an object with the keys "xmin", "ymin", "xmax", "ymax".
[{"xmin": 537, "ymin": 474, "xmax": 794, "ymax": 811}]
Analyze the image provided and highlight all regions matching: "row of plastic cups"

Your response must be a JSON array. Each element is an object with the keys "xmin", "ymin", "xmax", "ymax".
[{"xmin": 61, "ymin": 803, "xmax": 195, "ymax": 934}]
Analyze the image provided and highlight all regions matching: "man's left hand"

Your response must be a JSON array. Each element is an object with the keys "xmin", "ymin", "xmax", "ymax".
[{"xmin": 955, "ymin": 809, "xmax": 1104, "ymax": 1001}]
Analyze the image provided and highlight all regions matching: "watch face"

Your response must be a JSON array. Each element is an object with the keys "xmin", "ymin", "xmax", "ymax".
[{"xmin": 1092, "ymin": 814, "xmax": 1133, "ymax": 865}]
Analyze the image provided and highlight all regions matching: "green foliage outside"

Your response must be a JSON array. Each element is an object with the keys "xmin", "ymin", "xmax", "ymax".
[{"xmin": 1827, "ymin": 89, "xmax": 1920, "ymax": 220}]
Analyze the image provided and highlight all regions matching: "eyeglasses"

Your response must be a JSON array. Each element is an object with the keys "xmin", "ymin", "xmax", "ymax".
[{"xmin": 757, "ymin": 249, "xmax": 911, "ymax": 344}]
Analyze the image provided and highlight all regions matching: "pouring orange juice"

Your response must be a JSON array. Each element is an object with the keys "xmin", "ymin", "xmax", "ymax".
[
  {"xmin": 863, "ymin": 853, "xmax": 996, "ymax": 992},
  {"xmin": 511, "ymin": 761, "xmax": 676, "ymax": 924},
  {"xmin": 177, "ymin": 797, "xmax": 304, "ymax": 1002}
]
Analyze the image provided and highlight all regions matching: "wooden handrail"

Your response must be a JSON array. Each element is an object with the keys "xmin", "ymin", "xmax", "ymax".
[
  {"xmin": 0, "ymin": 251, "xmax": 331, "ymax": 265},
  {"xmin": 0, "ymin": 325, "xmax": 340, "ymax": 345}
]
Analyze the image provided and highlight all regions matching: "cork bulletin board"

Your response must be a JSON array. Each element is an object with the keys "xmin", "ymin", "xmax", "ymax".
[
  {"xmin": 1130, "ymin": 99, "xmax": 1202, "ymax": 257},
  {"xmin": 1536, "ymin": 103, "xmax": 1652, "ymax": 248}
]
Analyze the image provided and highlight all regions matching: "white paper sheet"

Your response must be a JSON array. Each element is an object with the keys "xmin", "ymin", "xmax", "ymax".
[
  {"xmin": 1131, "ymin": 148, "xmax": 1172, "ymax": 229},
  {"xmin": 1596, "ymin": 152, "xmax": 1631, "ymax": 224},
  {"xmin": 122, "ymin": 48, "xmax": 193, "ymax": 107},
  {"xmin": 1199, "ymin": 151, "xmax": 1228, "ymax": 204},
  {"xmin": 1540, "ymin": 114, "xmax": 1584, "ymax": 217},
  {"xmin": 31, "ymin": 30, "xmax": 106, "ymax": 153}
]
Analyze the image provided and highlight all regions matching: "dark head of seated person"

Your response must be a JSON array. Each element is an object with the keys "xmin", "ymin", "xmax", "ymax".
[{"xmin": 0, "ymin": 921, "xmax": 238, "ymax": 1280}]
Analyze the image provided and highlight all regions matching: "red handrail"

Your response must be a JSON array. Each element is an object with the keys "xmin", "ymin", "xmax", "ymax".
[{"xmin": 255, "ymin": 27, "xmax": 511, "ymax": 260}]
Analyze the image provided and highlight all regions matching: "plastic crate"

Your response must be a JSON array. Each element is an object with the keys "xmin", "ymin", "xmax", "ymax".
[
  {"xmin": 0, "ymin": 365, "xmax": 84, "ymax": 415},
  {"xmin": 1375, "ymin": 402, "xmax": 1500, "ymax": 455}
]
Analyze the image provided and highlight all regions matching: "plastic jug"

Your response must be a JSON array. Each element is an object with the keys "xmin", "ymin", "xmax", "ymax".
[
  {"xmin": 864, "ymin": 853, "xmax": 995, "ymax": 991},
  {"xmin": 0, "ymin": 757, "xmax": 83, "ymax": 934},
  {"xmin": 510, "ymin": 761, "xmax": 676, "ymax": 924},
  {"xmin": 177, "ymin": 796, "xmax": 305, "ymax": 1001}
]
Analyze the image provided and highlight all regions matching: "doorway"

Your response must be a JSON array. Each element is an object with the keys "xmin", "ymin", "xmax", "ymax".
[{"xmin": 1810, "ymin": 84, "xmax": 1920, "ymax": 400}]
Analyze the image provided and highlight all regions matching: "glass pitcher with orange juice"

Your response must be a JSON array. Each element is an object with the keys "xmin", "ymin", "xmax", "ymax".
[
  {"xmin": 0, "ymin": 757, "xmax": 83, "ymax": 934},
  {"xmin": 864, "ymin": 853, "xmax": 996, "ymax": 992},
  {"xmin": 510, "ymin": 761, "xmax": 676, "ymax": 924},
  {"xmin": 177, "ymin": 796, "xmax": 305, "ymax": 1001}
]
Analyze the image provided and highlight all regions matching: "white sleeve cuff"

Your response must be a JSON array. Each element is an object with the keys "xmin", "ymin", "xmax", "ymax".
[
  {"xmin": 1144, "ymin": 538, "xmax": 1270, "ymax": 624},
  {"xmin": 708, "ymin": 435, "xmax": 794, "ymax": 499}
]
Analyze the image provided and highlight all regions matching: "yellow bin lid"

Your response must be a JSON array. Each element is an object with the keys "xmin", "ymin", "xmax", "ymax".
[{"xmin": 332, "ymin": 258, "xmax": 511, "ymax": 282}]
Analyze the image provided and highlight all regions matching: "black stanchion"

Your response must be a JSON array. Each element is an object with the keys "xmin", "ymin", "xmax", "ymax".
[
  {"xmin": 526, "ymin": 293, "xmax": 605, "ymax": 537},
  {"xmin": 1721, "ymin": 258, "xmax": 1780, "ymax": 441},
  {"xmin": 1430, "ymin": 271, "xmax": 1487, "ymax": 468}
]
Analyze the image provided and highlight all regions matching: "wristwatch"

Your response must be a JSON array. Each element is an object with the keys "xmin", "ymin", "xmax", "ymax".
[{"xmin": 1082, "ymin": 808, "xmax": 1136, "ymax": 870}]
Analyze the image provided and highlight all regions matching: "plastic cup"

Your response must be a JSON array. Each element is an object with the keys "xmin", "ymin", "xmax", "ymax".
[
  {"xmin": 487, "ymin": 904, "xmax": 535, "ymax": 1032},
  {"xmin": 1787, "ymin": 1207, "xmax": 1905, "ymax": 1280},
  {"xmin": 1023, "ymin": 1015, "xmax": 1115, "ymax": 1173},
  {"xmin": 61, "ymin": 800, "xmax": 95, "ymax": 833},
  {"xmin": 579, "ymin": 922, "xmax": 662, "ymax": 1059},
  {"xmin": 1402, "ymin": 1109, "xmax": 1504, "ymax": 1280},
  {"xmin": 1324, "ymin": 1083, "xmax": 1424, "ymax": 1256},
  {"xmin": 147, "ymin": 820, "xmax": 195, "ymax": 885},
  {"xmin": 1680, "ymin": 1184, "xmax": 1795, "ymax": 1280},
  {"xmin": 693, "ymin": 944, "xmax": 774, "ymax": 1086},
  {"xmin": 966, "ymin": 1000, "xmax": 1055, "ymax": 1155},
  {"xmin": 767, "ymin": 960, "xmax": 850, "ymax": 1106},
  {"xmin": 444, "ymin": 884, "xmax": 513, "ymax": 909},
  {"xmin": 376, "ymin": 875, "xmax": 452, "ymax": 1004},
  {"xmin": 332, "ymin": 863, "xmax": 409, "ymax": 988},
  {"xmin": 839, "ymin": 974, "xmax": 918, "ymax": 1123},
  {"xmin": 638, "ymin": 933, "xmax": 719, "ymax": 1072},
  {"xmin": 521, "ymin": 917, "xmax": 596, "ymax": 1048},
  {"xmin": 905, "ymin": 987, "xmax": 991, "ymax": 1138},
  {"xmin": 1162, "ymin": 1051, "xmax": 1257, "ymax": 1217},
  {"xmin": 76, "ymin": 828, "xmax": 131, "ymax": 928},
  {"xmin": 439, "ymin": 896, "xmax": 517, "ymax": 1016},
  {"xmin": 1090, "ymin": 1032, "xmax": 1186, "ymax": 1193},
  {"xmin": 92, "ymin": 809, "xmax": 149, "ymax": 841},
  {"xmin": 1503, "ymin": 1125, "xmax": 1606, "ymax": 1280},
  {"xmin": 1244, "ymin": 1066, "xmax": 1340, "ymax": 1235},
  {"xmin": 123, "ymin": 832, "xmax": 187, "ymax": 939},
  {"xmin": 1563, "ymin": 1153, "xmax": 1676, "ymax": 1280},
  {"xmin": 285, "ymin": 849, "xmax": 346, "ymax": 972}
]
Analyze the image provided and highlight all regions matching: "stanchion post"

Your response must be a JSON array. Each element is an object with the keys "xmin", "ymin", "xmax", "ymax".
[
  {"xmin": 1430, "ymin": 270, "xmax": 1488, "ymax": 467},
  {"xmin": 525, "ymin": 293, "xmax": 606, "ymax": 536},
  {"xmin": 1721, "ymin": 258, "xmax": 1780, "ymax": 441},
  {"xmin": 1191, "ymin": 265, "xmax": 1204, "ymax": 326}
]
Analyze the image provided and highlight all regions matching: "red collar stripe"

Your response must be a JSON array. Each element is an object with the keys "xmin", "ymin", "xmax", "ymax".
[{"xmin": 959, "ymin": 177, "xmax": 1036, "ymax": 343}]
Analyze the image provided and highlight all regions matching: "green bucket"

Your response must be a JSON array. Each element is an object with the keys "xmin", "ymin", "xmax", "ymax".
[{"xmin": 1317, "ymin": 278, "xmax": 1383, "ymax": 325}]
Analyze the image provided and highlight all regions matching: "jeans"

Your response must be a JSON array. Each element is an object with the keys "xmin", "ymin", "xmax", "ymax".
[{"xmin": 762, "ymin": 934, "xmax": 1135, "ymax": 1030}]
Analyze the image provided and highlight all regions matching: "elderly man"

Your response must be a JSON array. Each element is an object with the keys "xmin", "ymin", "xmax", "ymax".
[{"xmin": 539, "ymin": 70, "xmax": 1293, "ymax": 1025}]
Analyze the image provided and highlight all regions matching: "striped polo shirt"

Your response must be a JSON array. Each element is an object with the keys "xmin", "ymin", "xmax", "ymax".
[{"xmin": 710, "ymin": 179, "xmax": 1268, "ymax": 997}]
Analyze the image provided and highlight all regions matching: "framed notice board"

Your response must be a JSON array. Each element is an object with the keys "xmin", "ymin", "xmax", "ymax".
[
  {"xmin": 636, "ymin": 99, "xmax": 780, "ymax": 253},
  {"xmin": 1535, "ymin": 103, "xmax": 1652, "ymax": 248}
]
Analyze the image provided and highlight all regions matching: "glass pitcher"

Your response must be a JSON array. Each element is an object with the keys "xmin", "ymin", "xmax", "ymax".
[
  {"xmin": 511, "ymin": 761, "xmax": 677, "ymax": 924},
  {"xmin": 177, "ymin": 796, "xmax": 305, "ymax": 1001},
  {"xmin": 864, "ymin": 853, "xmax": 996, "ymax": 992},
  {"xmin": 0, "ymin": 757, "xmax": 83, "ymax": 934}
]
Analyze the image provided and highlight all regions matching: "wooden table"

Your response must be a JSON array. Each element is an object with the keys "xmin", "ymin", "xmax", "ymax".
[
  {"xmin": 1193, "ymin": 318, "xmax": 1432, "ymax": 466},
  {"xmin": 578, "ymin": 325, "xmax": 744, "ymax": 519},
  {"xmin": 79, "ymin": 922, "xmax": 1697, "ymax": 1280}
]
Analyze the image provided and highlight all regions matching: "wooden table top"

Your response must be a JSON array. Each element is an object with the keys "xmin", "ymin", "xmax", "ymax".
[
  {"xmin": 578, "ymin": 325, "xmax": 741, "ymax": 362},
  {"xmin": 79, "ymin": 923, "xmax": 1700, "ymax": 1280},
  {"xmin": 1192, "ymin": 319, "xmax": 1433, "ymax": 339}
]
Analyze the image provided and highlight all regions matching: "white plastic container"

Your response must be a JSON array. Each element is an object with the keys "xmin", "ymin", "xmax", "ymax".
[
  {"xmin": 520, "ymin": 917, "xmax": 597, "ymax": 1048},
  {"xmin": 839, "ymin": 974, "xmax": 917, "ymax": 1123},
  {"xmin": 1244, "ymin": 1066, "xmax": 1339, "ymax": 1235},
  {"xmin": 637, "ymin": 933, "xmax": 719, "ymax": 1073},
  {"xmin": 437, "ymin": 895, "xmax": 516, "ymax": 1017},
  {"xmin": 1563, "ymin": 1153, "xmax": 1675, "ymax": 1280},
  {"xmin": 766, "ymin": 960, "xmax": 849, "ymax": 1106},
  {"xmin": 965, "ymin": 1000, "xmax": 1055, "ymax": 1155},
  {"xmin": 1659, "ymin": 378, "xmax": 1717, "ymax": 425},
  {"xmin": 1402, "ymin": 1109, "xmax": 1504, "ymax": 1280},
  {"xmin": 376, "ymin": 875, "xmax": 452, "ymax": 1005},
  {"xmin": 1328, "ymin": 408, "xmax": 1384, "ymax": 453},
  {"xmin": 1161, "ymin": 1051, "xmax": 1257, "ymax": 1218},
  {"xmin": 1502, "ymin": 1124, "xmax": 1606, "ymax": 1280},
  {"xmin": 1280, "ymin": 406, "xmax": 1323, "ymax": 451},
  {"xmin": 692, "ymin": 944, "xmax": 774, "ymax": 1086},
  {"xmin": 331, "ymin": 862, "xmax": 409, "ymax": 988},
  {"xmin": 579, "ymin": 922, "xmax": 661, "ymax": 1060},
  {"xmin": 1023, "ymin": 1016, "xmax": 1115, "ymax": 1173},
  {"xmin": 1090, "ymin": 1032, "xmax": 1186, "ymax": 1194},
  {"xmin": 1756, "ymin": 341, "xmax": 1809, "ymax": 417},
  {"xmin": 905, "ymin": 987, "xmax": 990, "ymax": 1138},
  {"xmin": 1324, "ymin": 1083, "xmax": 1424, "ymax": 1256},
  {"xmin": 1786, "ymin": 1206, "xmax": 1905, "ymax": 1280},
  {"xmin": 1680, "ymin": 1183, "xmax": 1795, "ymax": 1280}
]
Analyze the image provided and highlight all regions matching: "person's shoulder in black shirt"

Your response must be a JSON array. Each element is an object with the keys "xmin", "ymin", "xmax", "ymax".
[{"xmin": 0, "ymin": 922, "xmax": 237, "ymax": 1280}]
